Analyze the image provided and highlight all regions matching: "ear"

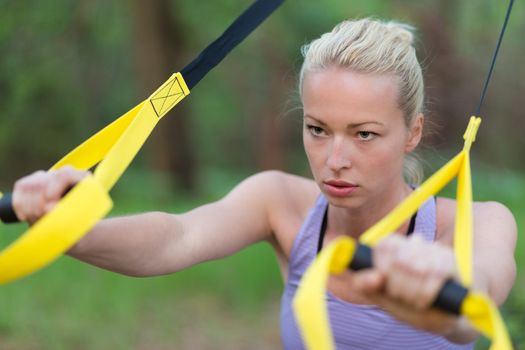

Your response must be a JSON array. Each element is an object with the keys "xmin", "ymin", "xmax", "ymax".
[{"xmin": 405, "ymin": 113, "xmax": 424, "ymax": 153}]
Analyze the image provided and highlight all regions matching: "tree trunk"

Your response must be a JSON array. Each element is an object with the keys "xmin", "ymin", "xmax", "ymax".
[
  {"xmin": 131, "ymin": 0, "xmax": 196, "ymax": 191},
  {"xmin": 417, "ymin": 2, "xmax": 472, "ymax": 146},
  {"xmin": 252, "ymin": 34, "xmax": 290, "ymax": 172}
]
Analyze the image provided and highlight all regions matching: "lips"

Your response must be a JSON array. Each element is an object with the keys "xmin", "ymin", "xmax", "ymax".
[{"xmin": 322, "ymin": 180, "xmax": 358, "ymax": 197}]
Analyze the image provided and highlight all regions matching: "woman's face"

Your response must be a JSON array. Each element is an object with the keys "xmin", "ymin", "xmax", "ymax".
[{"xmin": 302, "ymin": 65, "xmax": 422, "ymax": 208}]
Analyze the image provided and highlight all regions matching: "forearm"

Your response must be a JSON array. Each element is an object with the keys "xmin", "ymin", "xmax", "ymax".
[
  {"xmin": 67, "ymin": 211, "xmax": 184, "ymax": 277},
  {"xmin": 443, "ymin": 260, "xmax": 513, "ymax": 344},
  {"xmin": 442, "ymin": 316, "xmax": 479, "ymax": 344},
  {"xmin": 439, "ymin": 263, "xmax": 489, "ymax": 343}
]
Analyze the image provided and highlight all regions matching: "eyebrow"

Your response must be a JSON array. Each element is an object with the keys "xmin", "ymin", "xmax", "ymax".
[{"xmin": 303, "ymin": 114, "xmax": 384, "ymax": 128}]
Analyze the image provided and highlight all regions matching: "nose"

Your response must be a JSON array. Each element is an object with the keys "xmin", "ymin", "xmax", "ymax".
[{"xmin": 326, "ymin": 137, "xmax": 352, "ymax": 171}]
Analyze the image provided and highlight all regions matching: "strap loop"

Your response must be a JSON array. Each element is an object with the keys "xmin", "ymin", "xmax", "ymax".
[{"xmin": 0, "ymin": 74, "xmax": 190, "ymax": 285}]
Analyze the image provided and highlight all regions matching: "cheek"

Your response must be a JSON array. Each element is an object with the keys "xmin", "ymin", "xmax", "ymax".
[
  {"xmin": 303, "ymin": 136, "xmax": 317, "ymax": 165},
  {"xmin": 303, "ymin": 134, "xmax": 326, "ymax": 175},
  {"xmin": 359, "ymin": 137, "xmax": 406, "ymax": 176}
]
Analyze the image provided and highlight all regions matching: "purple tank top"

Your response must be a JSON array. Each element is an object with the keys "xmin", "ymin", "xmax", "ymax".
[{"xmin": 280, "ymin": 194, "xmax": 474, "ymax": 350}]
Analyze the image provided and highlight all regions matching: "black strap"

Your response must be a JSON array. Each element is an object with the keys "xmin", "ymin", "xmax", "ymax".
[
  {"xmin": 316, "ymin": 205, "xmax": 329, "ymax": 254},
  {"xmin": 180, "ymin": 0, "xmax": 284, "ymax": 90},
  {"xmin": 0, "ymin": 0, "xmax": 284, "ymax": 225},
  {"xmin": 316, "ymin": 204, "xmax": 419, "ymax": 254},
  {"xmin": 475, "ymin": 0, "xmax": 514, "ymax": 116}
]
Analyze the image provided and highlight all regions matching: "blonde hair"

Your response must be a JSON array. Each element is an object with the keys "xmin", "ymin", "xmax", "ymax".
[{"xmin": 299, "ymin": 18, "xmax": 425, "ymax": 184}]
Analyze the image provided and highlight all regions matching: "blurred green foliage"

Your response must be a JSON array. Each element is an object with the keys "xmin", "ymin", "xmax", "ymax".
[
  {"xmin": 1, "ymin": 0, "xmax": 524, "ymax": 185},
  {"xmin": 0, "ymin": 0, "xmax": 524, "ymax": 348}
]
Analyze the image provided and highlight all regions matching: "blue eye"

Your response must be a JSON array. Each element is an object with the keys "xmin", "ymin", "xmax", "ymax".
[
  {"xmin": 357, "ymin": 131, "xmax": 376, "ymax": 141},
  {"xmin": 306, "ymin": 125, "xmax": 326, "ymax": 137}
]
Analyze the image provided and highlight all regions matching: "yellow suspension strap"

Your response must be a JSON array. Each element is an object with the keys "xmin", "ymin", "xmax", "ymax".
[
  {"xmin": 293, "ymin": 117, "xmax": 512, "ymax": 349},
  {"xmin": 0, "ymin": 0, "xmax": 284, "ymax": 285}
]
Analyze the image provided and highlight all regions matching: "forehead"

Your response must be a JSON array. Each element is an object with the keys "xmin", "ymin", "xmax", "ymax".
[{"xmin": 302, "ymin": 66, "xmax": 402, "ymax": 125}]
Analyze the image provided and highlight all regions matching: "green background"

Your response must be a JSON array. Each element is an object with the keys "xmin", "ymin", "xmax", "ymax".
[{"xmin": 1, "ymin": 0, "xmax": 524, "ymax": 348}]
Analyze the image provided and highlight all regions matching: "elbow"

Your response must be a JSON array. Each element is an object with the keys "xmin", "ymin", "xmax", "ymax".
[
  {"xmin": 103, "ymin": 263, "xmax": 181, "ymax": 278},
  {"xmin": 118, "ymin": 270, "xmax": 164, "ymax": 278}
]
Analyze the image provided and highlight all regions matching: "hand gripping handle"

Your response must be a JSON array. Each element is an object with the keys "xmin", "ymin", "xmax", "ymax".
[
  {"xmin": 349, "ymin": 244, "xmax": 468, "ymax": 315},
  {"xmin": 0, "ymin": 185, "xmax": 75, "ymax": 224}
]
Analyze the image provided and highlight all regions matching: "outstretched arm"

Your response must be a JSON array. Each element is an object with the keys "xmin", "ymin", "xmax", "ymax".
[{"xmin": 13, "ymin": 167, "xmax": 285, "ymax": 277}]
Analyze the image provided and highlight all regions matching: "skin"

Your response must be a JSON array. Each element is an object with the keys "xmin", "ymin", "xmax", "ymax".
[{"xmin": 12, "ymin": 65, "xmax": 517, "ymax": 345}]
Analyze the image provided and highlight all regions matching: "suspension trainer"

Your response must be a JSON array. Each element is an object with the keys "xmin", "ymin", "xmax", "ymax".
[{"xmin": 0, "ymin": 0, "xmax": 284, "ymax": 285}]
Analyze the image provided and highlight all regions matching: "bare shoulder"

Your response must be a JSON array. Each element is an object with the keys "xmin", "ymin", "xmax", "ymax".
[
  {"xmin": 436, "ymin": 197, "xmax": 516, "ymax": 226},
  {"xmin": 436, "ymin": 197, "xmax": 517, "ymax": 243},
  {"xmin": 472, "ymin": 201, "xmax": 518, "ymax": 244},
  {"xmin": 241, "ymin": 170, "xmax": 319, "ymax": 218},
  {"xmin": 473, "ymin": 201, "xmax": 516, "ymax": 224},
  {"xmin": 167, "ymin": 171, "xmax": 319, "ymax": 275},
  {"xmin": 243, "ymin": 171, "xmax": 320, "ymax": 264},
  {"xmin": 436, "ymin": 198, "xmax": 517, "ymax": 304}
]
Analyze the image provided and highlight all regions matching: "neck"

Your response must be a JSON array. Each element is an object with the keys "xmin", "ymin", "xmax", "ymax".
[{"xmin": 327, "ymin": 180, "xmax": 413, "ymax": 240}]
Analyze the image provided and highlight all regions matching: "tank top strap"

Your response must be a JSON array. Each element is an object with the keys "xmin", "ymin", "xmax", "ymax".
[
  {"xmin": 286, "ymin": 194, "xmax": 437, "ymax": 284},
  {"xmin": 413, "ymin": 195, "xmax": 437, "ymax": 242},
  {"xmin": 286, "ymin": 194, "xmax": 328, "ymax": 284}
]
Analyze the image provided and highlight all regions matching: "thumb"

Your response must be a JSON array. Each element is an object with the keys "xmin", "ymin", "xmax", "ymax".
[
  {"xmin": 351, "ymin": 270, "xmax": 385, "ymax": 294},
  {"xmin": 43, "ymin": 200, "xmax": 59, "ymax": 214}
]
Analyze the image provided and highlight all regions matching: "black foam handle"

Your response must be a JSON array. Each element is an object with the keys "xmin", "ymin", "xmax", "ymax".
[
  {"xmin": 0, "ymin": 192, "xmax": 19, "ymax": 223},
  {"xmin": 348, "ymin": 244, "xmax": 468, "ymax": 315}
]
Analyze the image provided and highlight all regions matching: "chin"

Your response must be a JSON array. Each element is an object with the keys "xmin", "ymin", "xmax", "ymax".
[{"xmin": 323, "ymin": 192, "xmax": 364, "ymax": 209}]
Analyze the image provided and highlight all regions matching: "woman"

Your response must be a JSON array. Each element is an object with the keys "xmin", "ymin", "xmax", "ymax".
[{"xmin": 12, "ymin": 19, "xmax": 516, "ymax": 349}]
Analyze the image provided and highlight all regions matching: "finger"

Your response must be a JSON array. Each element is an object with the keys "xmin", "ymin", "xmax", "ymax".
[
  {"xmin": 351, "ymin": 270, "xmax": 385, "ymax": 294},
  {"xmin": 386, "ymin": 235, "xmax": 427, "ymax": 303},
  {"xmin": 394, "ymin": 255, "xmax": 429, "ymax": 306},
  {"xmin": 19, "ymin": 178, "xmax": 41, "ymax": 223},
  {"xmin": 12, "ymin": 189, "xmax": 27, "ymax": 222},
  {"xmin": 414, "ymin": 247, "xmax": 456, "ymax": 309},
  {"xmin": 375, "ymin": 235, "xmax": 408, "ymax": 299},
  {"xmin": 373, "ymin": 235, "xmax": 404, "ymax": 273},
  {"xmin": 13, "ymin": 171, "xmax": 48, "ymax": 223},
  {"xmin": 59, "ymin": 165, "xmax": 90, "ymax": 186},
  {"xmin": 386, "ymin": 239, "xmax": 416, "ymax": 301},
  {"xmin": 46, "ymin": 167, "xmax": 89, "ymax": 200},
  {"xmin": 26, "ymin": 187, "xmax": 46, "ymax": 223},
  {"xmin": 44, "ymin": 200, "xmax": 59, "ymax": 213},
  {"xmin": 12, "ymin": 171, "xmax": 38, "ymax": 221}
]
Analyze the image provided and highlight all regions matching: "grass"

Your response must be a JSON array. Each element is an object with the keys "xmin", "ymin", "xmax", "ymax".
[
  {"xmin": 0, "ymin": 243, "xmax": 282, "ymax": 350},
  {"xmin": 0, "ymin": 164, "xmax": 524, "ymax": 349},
  {"xmin": 0, "ymin": 170, "xmax": 283, "ymax": 349}
]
